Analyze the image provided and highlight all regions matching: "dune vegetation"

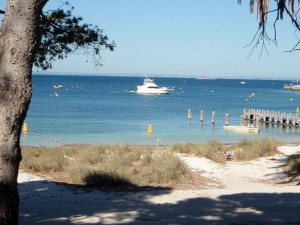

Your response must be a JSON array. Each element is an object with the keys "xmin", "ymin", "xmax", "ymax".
[
  {"xmin": 21, "ymin": 138, "xmax": 286, "ymax": 188},
  {"xmin": 21, "ymin": 144, "xmax": 192, "ymax": 188},
  {"xmin": 229, "ymin": 138, "xmax": 282, "ymax": 161},
  {"xmin": 284, "ymin": 154, "xmax": 300, "ymax": 175}
]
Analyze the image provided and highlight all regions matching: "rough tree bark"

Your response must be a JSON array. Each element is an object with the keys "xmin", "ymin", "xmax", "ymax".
[{"xmin": 0, "ymin": 0, "xmax": 47, "ymax": 224}]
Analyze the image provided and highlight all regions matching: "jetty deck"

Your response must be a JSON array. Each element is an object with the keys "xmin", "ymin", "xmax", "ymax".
[{"xmin": 243, "ymin": 108, "xmax": 300, "ymax": 127}]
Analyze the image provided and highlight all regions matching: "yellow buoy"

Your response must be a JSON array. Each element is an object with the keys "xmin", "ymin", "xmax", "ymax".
[
  {"xmin": 147, "ymin": 124, "xmax": 153, "ymax": 134},
  {"xmin": 23, "ymin": 122, "xmax": 28, "ymax": 135},
  {"xmin": 297, "ymin": 107, "xmax": 299, "ymax": 113}
]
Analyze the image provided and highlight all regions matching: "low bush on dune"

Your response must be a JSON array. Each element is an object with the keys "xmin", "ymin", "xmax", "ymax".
[
  {"xmin": 170, "ymin": 140, "xmax": 227, "ymax": 163},
  {"xmin": 20, "ymin": 138, "xmax": 284, "ymax": 188},
  {"xmin": 21, "ymin": 146, "xmax": 76, "ymax": 172},
  {"xmin": 170, "ymin": 138, "xmax": 282, "ymax": 163},
  {"xmin": 232, "ymin": 138, "xmax": 282, "ymax": 161},
  {"xmin": 21, "ymin": 145, "xmax": 191, "ymax": 188},
  {"xmin": 68, "ymin": 145, "xmax": 191, "ymax": 186},
  {"xmin": 284, "ymin": 154, "xmax": 300, "ymax": 175}
]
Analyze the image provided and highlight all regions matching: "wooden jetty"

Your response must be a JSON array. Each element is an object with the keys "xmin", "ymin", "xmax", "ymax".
[
  {"xmin": 185, "ymin": 108, "xmax": 300, "ymax": 133},
  {"xmin": 243, "ymin": 108, "xmax": 300, "ymax": 127}
]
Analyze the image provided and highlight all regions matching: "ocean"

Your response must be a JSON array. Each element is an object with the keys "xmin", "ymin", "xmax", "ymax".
[{"xmin": 21, "ymin": 74, "xmax": 300, "ymax": 146}]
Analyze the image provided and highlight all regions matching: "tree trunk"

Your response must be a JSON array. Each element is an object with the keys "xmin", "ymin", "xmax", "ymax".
[{"xmin": 0, "ymin": 0, "xmax": 47, "ymax": 224}]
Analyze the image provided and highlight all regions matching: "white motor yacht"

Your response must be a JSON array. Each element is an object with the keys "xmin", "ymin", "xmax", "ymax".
[{"xmin": 136, "ymin": 78, "xmax": 173, "ymax": 94}]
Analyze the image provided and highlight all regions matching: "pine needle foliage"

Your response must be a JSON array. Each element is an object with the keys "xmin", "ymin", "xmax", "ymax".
[{"xmin": 35, "ymin": 1, "xmax": 115, "ymax": 70}]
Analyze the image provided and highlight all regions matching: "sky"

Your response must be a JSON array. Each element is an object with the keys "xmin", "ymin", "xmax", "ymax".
[{"xmin": 1, "ymin": 0, "xmax": 299, "ymax": 79}]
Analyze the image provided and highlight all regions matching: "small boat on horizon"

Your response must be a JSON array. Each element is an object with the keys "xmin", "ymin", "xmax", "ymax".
[
  {"xmin": 196, "ymin": 76, "xmax": 215, "ymax": 80},
  {"xmin": 53, "ymin": 84, "xmax": 63, "ymax": 89},
  {"xmin": 136, "ymin": 78, "xmax": 173, "ymax": 95}
]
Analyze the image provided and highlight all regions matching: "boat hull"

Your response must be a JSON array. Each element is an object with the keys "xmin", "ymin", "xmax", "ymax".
[
  {"xmin": 136, "ymin": 88, "xmax": 170, "ymax": 94},
  {"xmin": 136, "ymin": 78, "xmax": 173, "ymax": 94}
]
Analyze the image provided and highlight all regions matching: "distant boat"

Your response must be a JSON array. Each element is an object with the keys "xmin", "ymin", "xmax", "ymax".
[
  {"xmin": 196, "ymin": 76, "xmax": 215, "ymax": 80},
  {"xmin": 240, "ymin": 81, "xmax": 246, "ymax": 85},
  {"xmin": 53, "ymin": 84, "xmax": 63, "ymax": 89},
  {"xmin": 136, "ymin": 78, "xmax": 173, "ymax": 95}
]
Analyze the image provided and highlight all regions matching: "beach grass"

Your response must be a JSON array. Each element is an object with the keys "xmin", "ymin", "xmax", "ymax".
[
  {"xmin": 20, "ymin": 138, "xmax": 285, "ymax": 188},
  {"xmin": 231, "ymin": 138, "xmax": 282, "ymax": 161},
  {"xmin": 170, "ymin": 140, "xmax": 227, "ymax": 163},
  {"xmin": 21, "ymin": 146, "xmax": 70, "ymax": 172},
  {"xmin": 170, "ymin": 138, "xmax": 282, "ymax": 162},
  {"xmin": 21, "ymin": 145, "xmax": 192, "ymax": 188}
]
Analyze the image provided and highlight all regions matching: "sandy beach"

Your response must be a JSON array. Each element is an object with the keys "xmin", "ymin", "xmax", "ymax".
[{"xmin": 18, "ymin": 145, "xmax": 300, "ymax": 225}]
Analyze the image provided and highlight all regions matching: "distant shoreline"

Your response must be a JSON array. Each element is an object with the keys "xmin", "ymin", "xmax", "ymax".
[{"xmin": 32, "ymin": 73, "xmax": 297, "ymax": 81}]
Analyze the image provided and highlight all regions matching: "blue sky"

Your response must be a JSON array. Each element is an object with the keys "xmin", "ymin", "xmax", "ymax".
[{"xmin": 1, "ymin": 1, "xmax": 299, "ymax": 79}]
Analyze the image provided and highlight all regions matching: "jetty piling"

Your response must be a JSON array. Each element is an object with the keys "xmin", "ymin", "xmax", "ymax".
[
  {"xmin": 255, "ymin": 115, "xmax": 260, "ymax": 129},
  {"xmin": 186, "ymin": 108, "xmax": 299, "ymax": 131},
  {"xmin": 225, "ymin": 113, "xmax": 229, "ymax": 126},
  {"xmin": 188, "ymin": 109, "xmax": 192, "ymax": 120},
  {"xmin": 200, "ymin": 110, "xmax": 204, "ymax": 122},
  {"xmin": 212, "ymin": 111, "xmax": 216, "ymax": 125}
]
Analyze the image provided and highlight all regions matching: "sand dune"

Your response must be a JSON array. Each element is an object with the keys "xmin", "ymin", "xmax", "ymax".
[{"xmin": 18, "ymin": 145, "xmax": 300, "ymax": 225}]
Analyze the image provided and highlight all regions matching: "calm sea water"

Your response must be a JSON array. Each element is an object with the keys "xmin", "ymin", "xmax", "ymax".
[{"xmin": 21, "ymin": 74, "xmax": 300, "ymax": 146}]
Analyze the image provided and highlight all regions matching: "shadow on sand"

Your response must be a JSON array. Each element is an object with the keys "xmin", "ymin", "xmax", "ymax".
[{"xmin": 19, "ymin": 176, "xmax": 300, "ymax": 225}]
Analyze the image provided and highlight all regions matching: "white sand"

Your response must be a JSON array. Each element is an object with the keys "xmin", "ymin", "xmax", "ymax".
[{"xmin": 18, "ymin": 145, "xmax": 300, "ymax": 225}]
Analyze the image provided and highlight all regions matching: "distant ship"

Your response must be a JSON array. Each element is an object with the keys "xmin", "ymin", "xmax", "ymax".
[
  {"xmin": 196, "ymin": 76, "xmax": 215, "ymax": 80},
  {"xmin": 284, "ymin": 84, "xmax": 300, "ymax": 91}
]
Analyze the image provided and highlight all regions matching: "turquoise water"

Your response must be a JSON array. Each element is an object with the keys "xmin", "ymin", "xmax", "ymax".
[{"xmin": 21, "ymin": 75, "xmax": 300, "ymax": 146}]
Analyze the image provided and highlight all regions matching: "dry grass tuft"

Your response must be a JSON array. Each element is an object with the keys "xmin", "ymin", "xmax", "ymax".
[
  {"xmin": 21, "ymin": 146, "xmax": 75, "ymax": 172},
  {"xmin": 232, "ymin": 138, "xmax": 281, "ymax": 161},
  {"xmin": 284, "ymin": 154, "xmax": 300, "ymax": 175},
  {"xmin": 21, "ymin": 139, "xmax": 284, "ymax": 188},
  {"xmin": 170, "ymin": 140, "xmax": 227, "ymax": 163},
  {"xmin": 21, "ymin": 145, "xmax": 192, "ymax": 188}
]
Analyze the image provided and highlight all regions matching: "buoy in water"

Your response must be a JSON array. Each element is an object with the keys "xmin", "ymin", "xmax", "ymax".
[
  {"xmin": 297, "ymin": 107, "xmax": 299, "ymax": 113},
  {"xmin": 23, "ymin": 122, "xmax": 28, "ymax": 135},
  {"xmin": 147, "ymin": 124, "xmax": 153, "ymax": 134}
]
